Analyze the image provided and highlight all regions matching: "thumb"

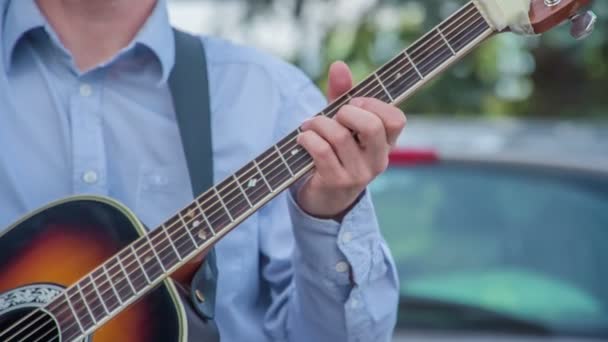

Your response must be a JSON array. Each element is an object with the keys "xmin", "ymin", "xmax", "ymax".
[{"xmin": 327, "ymin": 61, "xmax": 353, "ymax": 102}]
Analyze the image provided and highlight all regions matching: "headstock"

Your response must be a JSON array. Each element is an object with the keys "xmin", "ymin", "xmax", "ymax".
[{"xmin": 529, "ymin": 0, "xmax": 596, "ymax": 38}]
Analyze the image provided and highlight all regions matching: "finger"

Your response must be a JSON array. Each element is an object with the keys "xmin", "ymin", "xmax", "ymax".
[
  {"xmin": 335, "ymin": 105, "xmax": 390, "ymax": 174},
  {"xmin": 301, "ymin": 116, "xmax": 365, "ymax": 172},
  {"xmin": 335, "ymin": 104, "xmax": 388, "ymax": 152},
  {"xmin": 296, "ymin": 130, "xmax": 348, "ymax": 181},
  {"xmin": 351, "ymin": 97, "xmax": 406, "ymax": 146},
  {"xmin": 327, "ymin": 61, "xmax": 353, "ymax": 102}
]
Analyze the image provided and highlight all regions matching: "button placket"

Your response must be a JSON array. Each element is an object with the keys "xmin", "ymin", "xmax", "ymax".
[{"xmin": 70, "ymin": 77, "xmax": 107, "ymax": 194}]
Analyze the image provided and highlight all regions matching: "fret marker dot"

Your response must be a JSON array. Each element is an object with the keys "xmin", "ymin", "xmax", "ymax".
[
  {"xmin": 144, "ymin": 256, "xmax": 152, "ymax": 263},
  {"xmin": 291, "ymin": 149, "xmax": 300, "ymax": 156},
  {"xmin": 192, "ymin": 220, "xmax": 201, "ymax": 228},
  {"xmin": 248, "ymin": 179, "xmax": 258, "ymax": 188},
  {"xmin": 198, "ymin": 230, "xmax": 207, "ymax": 240},
  {"xmin": 396, "ymin": 73, "xmax": 402, "ymax": 80},
  {"xmin": 186, "ymin": 210, "xmax": 195, "ymax": 218}
]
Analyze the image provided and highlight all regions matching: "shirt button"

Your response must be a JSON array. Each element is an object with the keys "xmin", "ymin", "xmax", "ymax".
[
  {"xmin": 82, "ymin": 170, "xmax": 99, "ymax": 184},
  {"xmin": 80, "ymin": 83, "xmax": 93, "ymax": 97},
  {"xmin": 341, "ymin": 232, "xmax": 353, "ymax": 244},
  {"xmin": 335, "ymin": 261, "xmax": 349, "ymax": 273}
]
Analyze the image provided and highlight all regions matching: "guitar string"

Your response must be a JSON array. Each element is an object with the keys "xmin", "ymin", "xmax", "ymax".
[
  {"xmin": 6, "ymin": 8, "xmax": 486, "ymax": 342},
  {"xmin": 9, "ymin": 11, "xmax": 486, "ymax": 342},
  {"xmin": 11, "ymin": 10, "xmax": 487, "ymax": 342}
]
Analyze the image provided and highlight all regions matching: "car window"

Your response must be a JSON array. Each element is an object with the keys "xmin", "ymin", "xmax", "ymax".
[{"xmin": 370, "ymin": 162, "xmax": 608, "ymax": 336}]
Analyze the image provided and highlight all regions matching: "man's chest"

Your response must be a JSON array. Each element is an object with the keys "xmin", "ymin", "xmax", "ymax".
[{"xmin": 0, "ymin": 51, "xmax": 199, "ymax": 230}]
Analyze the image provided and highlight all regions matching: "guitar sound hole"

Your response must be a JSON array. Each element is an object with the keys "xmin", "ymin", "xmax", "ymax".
[{"xmin": 0, "ymin": 307, "xmax": 60, "ymax": 342}]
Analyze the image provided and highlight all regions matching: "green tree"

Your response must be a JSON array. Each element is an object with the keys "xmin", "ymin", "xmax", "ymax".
[{"xmin": 200, "ymin": 0, "xmax": 608, "ymax": 117}]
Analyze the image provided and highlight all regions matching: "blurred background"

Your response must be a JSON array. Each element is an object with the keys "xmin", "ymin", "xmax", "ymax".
[
  {"xmin": 167, "ymin": 0, "xmax": 608, "ymax": 118},
  {"xmin": 168, "ymin": 0, "xmax": 608, "ymax": 340}
]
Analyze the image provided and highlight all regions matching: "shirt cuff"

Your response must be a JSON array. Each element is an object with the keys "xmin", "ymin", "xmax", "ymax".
[{"xmin": 287, "ymin": 187, "xmax": 388, "ymax": 288}]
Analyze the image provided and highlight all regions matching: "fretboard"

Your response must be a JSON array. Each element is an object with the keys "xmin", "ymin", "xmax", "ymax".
[{"xmin": 47, "ymin": 2, "xmax": 495, "ymax": 339}]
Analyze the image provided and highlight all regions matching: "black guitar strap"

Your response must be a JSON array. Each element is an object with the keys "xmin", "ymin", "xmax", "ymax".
[{"xmin": 168, "ymin": 28, "xmax": 220, "ymax": 341}]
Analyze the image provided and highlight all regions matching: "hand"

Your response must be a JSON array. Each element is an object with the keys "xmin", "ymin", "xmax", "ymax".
[{"xmin": 296, "ymin": 61, "xmax": 407, "ymax": 219}]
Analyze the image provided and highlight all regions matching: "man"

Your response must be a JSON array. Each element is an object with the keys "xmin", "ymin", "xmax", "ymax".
[{"xmin": 0, "ymin": 0, "xmax": 405, "ymax": 340}]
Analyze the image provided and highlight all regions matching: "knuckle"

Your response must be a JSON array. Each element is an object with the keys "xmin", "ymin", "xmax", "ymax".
[
  {"xmin": 316, "ymin": 143, "xmax": 333, "ymax": 159},
  {"xmin": 389, "ymin": 113, "xmax": 407, "ymax": 131},
  {"xmin": 364, "ymin": 118, "xmax": 383, "ymax": 136},
  {"xmin": 336, "ymin": 176, "xmax": 352, "ymax": 189},
  {"xmin": 336, "ymin": 106, "xmax": 355, "ymax": 121},
  {"xmin": 334, "ymin": 129, "xmax": 351, "ymax": 145}
]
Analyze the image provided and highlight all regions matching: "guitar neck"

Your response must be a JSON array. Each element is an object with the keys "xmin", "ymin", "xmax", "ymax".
[{"xmin": 53, "ymin": 1, "xmax": 495, "ymax": 336}]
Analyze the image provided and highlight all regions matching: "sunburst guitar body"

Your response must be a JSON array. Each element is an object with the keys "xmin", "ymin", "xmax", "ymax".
[{"xmin": 0, "ymin": 197, "xmax": 186, "ymax": 342}]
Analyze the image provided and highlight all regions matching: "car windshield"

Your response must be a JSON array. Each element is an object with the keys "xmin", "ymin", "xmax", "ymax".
[{"xmin": 370, "ymin": 162, "xmax": 608, "ymax": 337}]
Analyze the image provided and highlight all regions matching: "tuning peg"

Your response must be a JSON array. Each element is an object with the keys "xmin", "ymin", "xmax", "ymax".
[{"xmin": 570, "ymin": 10, "xmax": 597, "ymax": 40}]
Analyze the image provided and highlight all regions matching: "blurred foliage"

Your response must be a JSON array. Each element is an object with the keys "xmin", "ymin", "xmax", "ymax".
[{"xmin": 203, "ymin": 0, "xmax": 608, "ymax": 117}]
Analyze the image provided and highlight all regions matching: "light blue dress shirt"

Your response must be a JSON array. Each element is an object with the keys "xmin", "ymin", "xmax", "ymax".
[{"xmin": 0, "ymin": 0, "xmax": 398, "ymax": 340}]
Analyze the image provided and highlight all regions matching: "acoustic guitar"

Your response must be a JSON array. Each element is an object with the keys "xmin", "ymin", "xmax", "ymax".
[{"xmin": 0, "ymin": 0, "xmax": 596, "ymax": 341}]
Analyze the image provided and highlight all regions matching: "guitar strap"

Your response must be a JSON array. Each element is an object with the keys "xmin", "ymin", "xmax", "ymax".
[{"xmin": 168, "ymin": 28, "xmax": 220, "ymax": 341}]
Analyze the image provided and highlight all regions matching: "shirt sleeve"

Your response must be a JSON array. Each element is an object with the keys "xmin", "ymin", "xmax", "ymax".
[{"xmin": 257, "ymin": 68, "xmax": 399, "ymax": 342}]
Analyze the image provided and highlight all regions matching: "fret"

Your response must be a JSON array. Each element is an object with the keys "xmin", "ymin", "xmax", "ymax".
[
  {"xmin": 404, "ymin": 51, "xmax": 424, "ymax": 80},
  {"xmin": 177, "ymin": 212, "xmax": 200, "ymax": 248},
  {"xmin": 76, "ymin": 283, "xmax": 97, "ymax": 324},
  {"xmin": 349, "ymin": 76, "xmax": 388, "ymax": 103},
  {"xmin": 118, "ymin": 249, "xmax": 148, "ymax": 292},
  {"xmin": 274, "ymin": 145, "xmax": 295, "ymax": 176},
  {"xmin": 165, "ymin": 211, "xmax": 198, "ymax": 255},
  {"xmin": 441, "ymin": 7, "xmax": 489, "ymax": 52},
  {"xmin": 106, "ymin": 258, "xmax": 135, "ymax": 302},
  {"xmin": 145, "ymin": 234, "xmax": 167, "ymax": 273},
  {"xmin": 408, "ymin": 30, "xmax": 453, "ymax": 77},
  {"xmin": 235, "ymin": 161, "xmax": 273, "ymax": 205},
  {"xmin": 91, "ymin": 268, "xmax": 120, "ymax": 312},
  {"xmin": 189, "ymin": 199, "xmax": 216, "ymax": 238},
  {"xmin": 214, "ymin": 187, "xmax": 234, "ymax": 222},
  {"xmin": 131, "ymin": 245, "xmax": 151, "ymax": 284},
  {"xmin": 65, "ymin": 286, "xmax": 95, "ymax": 330},
  {"xmin": 161, "ymin": 224, "xmax": 183, "ymax": 260},
  {"xmin": 437, "ymin": 27, "xmax": 456, "ymax": 55},
  {"xmin": 88, "ymin": 275, "xmax": 110, "ymax": 315},
  {"xmin": 101, "ymin": 265, "xmax": 123, "ymax": 304},
  {"xmin": 255, "ymin": 147, "xmax": 292, "ymax": 193},
  {"xmin": 117, "ymin": 256, "xmax": 137, "ymax": 294},
  {"xmin": 253, "ymin": 159, "xmax": 273, "ymax": 193},
  {"xmin": 80, "ymin": 277, "xmax": 106, "ymax": 322},
  {"xmin": 132, "ymin": 238, "xmax": 163, "ymax": 281},
  {"xmin": 196, "ymin": 189, "xmax": 231, "ymax": 235},
  {"xmin": 373, "ymin": 72, "xmax": 394, "ymax": 103},
  {"xmin": 49, "ymin": 300, "xmax": 84, "ymax": 340},
  {"xmin": 64, "ymin": 292, "xmax": 86, "ymax": 333},
  {"xmin": 216, "ymin": 177, "xmax": 251, "ymax": 221},
  {"xmin": 377, "ymin": 54, "xmax": 420, "ymax": 102},
  {"xmin": 323, "ymin": 94, "xmax": 352, "ymax": 118},
  {"xmin": 276, "ymin": 130, "xmax": 310, "ymax": 176},
  {"xmin": 233, "ymin": 174, "xmax": 253, "ymax": 208}
]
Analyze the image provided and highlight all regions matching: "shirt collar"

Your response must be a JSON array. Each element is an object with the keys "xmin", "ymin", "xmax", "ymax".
[
  {"xmin": 2, "ymin": 0, "xmax": 46, "ymax": 72},
  {"xmin": 131, "ymin": 0, "xmax": 175, "ymax": 85},
  {"xmin": 2, "ymin": 0, "xmax": 175, "ymax": 84}
]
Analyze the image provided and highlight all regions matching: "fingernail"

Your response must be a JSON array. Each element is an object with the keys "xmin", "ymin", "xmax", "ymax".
[{"xmin": 350, "ymin": 98, "xmax": 364, "ymax": 107}]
